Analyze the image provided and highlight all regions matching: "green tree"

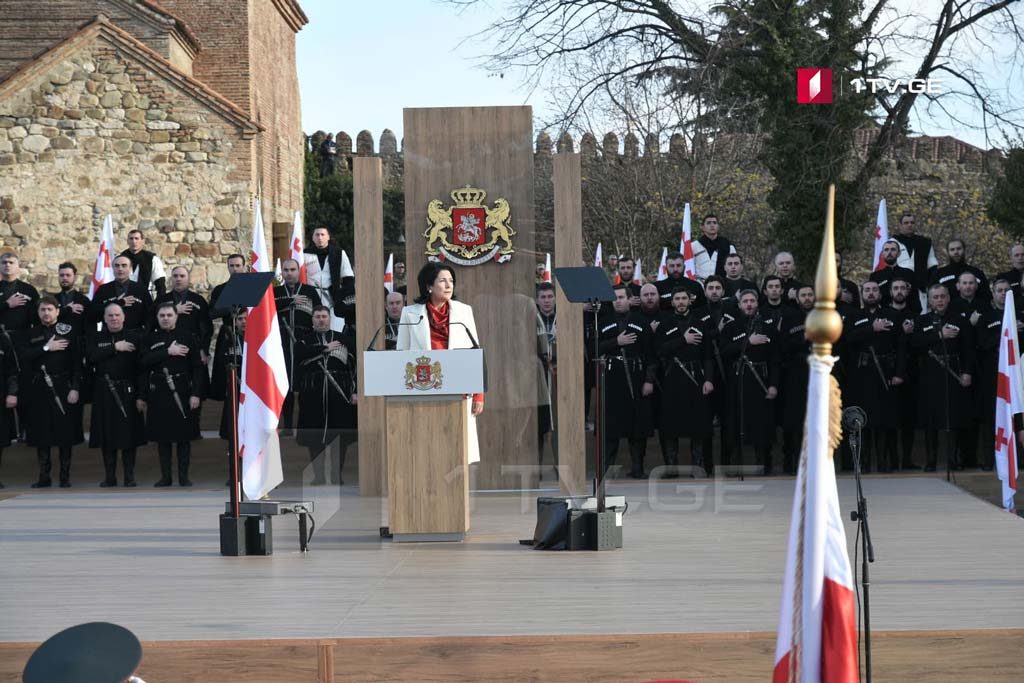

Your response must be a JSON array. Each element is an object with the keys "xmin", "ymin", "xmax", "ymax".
[{"xmin": 988, "ymin": 147, "xmax": 1024, "ymax": 238}]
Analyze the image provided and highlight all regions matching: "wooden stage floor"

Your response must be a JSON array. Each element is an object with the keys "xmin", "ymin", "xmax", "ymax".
[{"xmin": 1, "ymin": 476, "xmax": 1022, "ymax": 681}]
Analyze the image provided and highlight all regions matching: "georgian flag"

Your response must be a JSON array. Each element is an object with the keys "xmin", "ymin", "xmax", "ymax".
[
  {"xmin": 542, "ymin": 253, "xmax": 552, "ymax": 283},
  {"xmin": 773, "ymin": 354, "xmax": 859, "ymax": 683},
  {"xmin": 290, "ymin": 211, "xmax": 307, "ymax": 284},
  {"xmin": 995, "ymin": 294, "xmax": 1022, "ymax": 513},
  {"xmin": 593, "ymin": 242, "xmax": 602, "ymax": 268},
  {"xmin": 680, "ymin": 203, "xmax": 697, "ymax": 280},
  {"xmin": 250, "ymin": 197, "xmax": 271, "ymax": 274},
  {"xmin": 239, "ymin": 282, "xmax": 289, "ymax": 501},
  {"xmin": 384, "ymin": 253, "xmax": 395, "ymax": 293},
  {"xmin": 632, "ymin": 258, "xmax": 643, "ymax": 286},
  {"xmin": 872, "ymin": 198, "xmax": 889, "ymax": 272},
  {"xmin": 89, "ymin": 214, "xmax": 116, "ymax": 299},
  {"xmin": 273, "ymin": 258, "xmax": 282, "ymax": 285},
  {"xmin": 340, "ymin": 249, "xmax": 355, "ymax": 278},
  {"xmin": 657, "ymin": 247, "xmax": 668, "ymax": 281}
]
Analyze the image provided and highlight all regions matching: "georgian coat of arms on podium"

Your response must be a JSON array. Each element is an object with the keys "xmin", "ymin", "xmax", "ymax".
[
  {"xmin": 405, "ymin": 356, "xmax": 444, "ymax": 390},
  {"xmin": 424, "ymin": 186, "xmax": 515, "ymax": 266}
]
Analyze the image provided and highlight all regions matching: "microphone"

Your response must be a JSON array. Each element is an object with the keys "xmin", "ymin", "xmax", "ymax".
[
  {"xmin": 842, "ymin": 406, "xmax": 867, "ymax": 431},
  {"xmin": 365, "ymin": 315, "xmax": 423, "ymax": 351},
  {"xmin": 449, "ymin": 320, "xmax": 480, "ymax": 349}
]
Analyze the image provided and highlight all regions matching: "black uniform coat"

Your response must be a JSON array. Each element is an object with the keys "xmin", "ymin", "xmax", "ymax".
[
  {"xmin": 974, "ymin": 305, "xmax": 1022, "ymax": 423},
  {"xmin": 695, "ymin": 303, "xmax": 733, "ymax": 419},
  {"xmin": 870, "ymin": 266, "xmax": 920, "ymax": 310},
  {"xmin": 0, "ymin": 279, "xmax": 40, "ymax": 332},
  {"xmin": 933, "ymin": 262, "xmax": 991, "ymax": 302},
  {"xmin": 274, "ymin": 283, "xmax": 319, "ymax": 383},
  {"xmin": 779, "ymin": 308, "xmax": 812, "ymax": 432},
  {"xmin": 720, "ymin": 311, "xmax": 781, "ymax": 446},
  {"xmin": 654, "ymin": 309, "xmax": 714, "ymax": 438},
  {"xmin": 152, "ymin": 290, "xmax": 212, "ymax": 351},
  {"xmin": 90, "ymin": 279, "xmax": 152, "ymax": 331},
  {"xmin": 842, "ymin": 306, "xmax": 907, "ymax": 431},
  {"xmin": 86, "ymin": 329, "xmax": 146, "ymax": 449},
  {"xmin": 21, "ymin": 322, "xmax": 83, "ymax": 447},
  {"xmin": 140, "ymin": 327, "xmax": 206, "ymax": 442},
  {"xmin": 52, "ymin": 287, "xmax": 92, "ymax": 401},
  {"xmin": 597, "ymin": 311, "xmax": 656, "ymax": 440},
  {"xmin": 120, "ymin": 248, "xmax": 166, "ymax": 298},
  {"xmin": 294, "ymin": 328, "xmax": 357, "ymax": 448},
  {"xmin": 0, "ymin": 333, "xmax": 18, "ymax": 447},
  {"xmin": 655, "ymin": 276, "xmax": 706, "ymax": 311},
  {"xmin": 911, "ymin": 309, "xmax": 976, "ymax": 429},
  {"xmin": 211, "ymin": 331, "xmax": 243, "ymax": 441}
]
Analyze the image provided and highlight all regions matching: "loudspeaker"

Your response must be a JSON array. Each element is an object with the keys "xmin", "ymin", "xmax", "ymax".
[
  {"xmin": 244, "ymin": 514, "xmax": 273, "ymax": 556},
  {"xmin": 219, "ymin": 514, "xmax": 247, "ymax": 556}
]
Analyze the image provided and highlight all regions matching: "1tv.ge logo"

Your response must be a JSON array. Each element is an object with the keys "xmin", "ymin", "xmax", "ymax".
[{"xmin": 797, "ymin": 67, "xmax": 942, "ymax": 104}]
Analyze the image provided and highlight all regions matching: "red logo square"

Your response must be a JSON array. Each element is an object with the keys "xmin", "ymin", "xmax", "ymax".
[
  {"xmin": 451, "ymin": 207, "xmax": 487, "ymax": 247},
  {"xmin": 796, "ymin": 68, "xmax": 832, "ymax": 104}
]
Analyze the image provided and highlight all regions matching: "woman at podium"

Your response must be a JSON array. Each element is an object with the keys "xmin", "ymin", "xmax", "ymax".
[{"xmin": 397, "ymin": 262, "xmax": 484, "ymax": 463}]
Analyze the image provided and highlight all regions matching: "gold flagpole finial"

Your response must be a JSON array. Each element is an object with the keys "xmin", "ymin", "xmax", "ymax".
[{"xmin": 805, "ymin": 184, "xmax": 843, "ymax": 356}]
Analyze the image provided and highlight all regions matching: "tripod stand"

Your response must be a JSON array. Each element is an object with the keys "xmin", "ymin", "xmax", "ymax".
[{"xmin": 843, "ymin": 406, "xmax": 874, "ymax": 683}]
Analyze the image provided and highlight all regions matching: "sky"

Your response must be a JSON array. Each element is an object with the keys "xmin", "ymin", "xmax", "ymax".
[{"xmin": 296, "ymin": 1, "xmax": 1020, "ymax": 151}]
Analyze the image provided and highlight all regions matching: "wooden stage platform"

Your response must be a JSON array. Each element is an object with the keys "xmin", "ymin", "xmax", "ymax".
[{"xmin": 1, "ymin": 476, "xmax": 1022, "ymax": 681}]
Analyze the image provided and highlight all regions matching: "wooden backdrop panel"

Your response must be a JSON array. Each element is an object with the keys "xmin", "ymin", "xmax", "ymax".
[
  {"xmin": 553, "ymin": 153, "xmax": 586, "ymax": 495},
  {"xmin": 354, "ymin": 157, "xmax": 386, "ymax": 496},
  {"xmin": 403, "ymin": 106, "xmax": 538, "ymax": 489}
]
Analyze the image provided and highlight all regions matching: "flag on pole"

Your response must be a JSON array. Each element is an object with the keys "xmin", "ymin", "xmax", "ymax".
[
  {"xmin": 773, "ymin": 355, "xmax": 859, "ymax": 683},
  {"xmin": 250, "ymin": 198, "xmax": 270, "ymax": 273},
  {"xmin": 680, "ymin": 203, "xmax": 697, "ymax": 280},
  {"xmin": 340, "ymin": 249, "xmax": 354, "ymax": 278},
  {"xmin": 632, "ymin": 258, "xmax": 643, "ymax": 286},
  {"xmin": 89, "ymin": 214, "xmax": 116, "ymax": 299},
  {"xmin": 657, "ymin": 247, "xmax": 668, "ymax": 281},
  {"xmin": 995, "ymin": 293, "xmax": 1022, "ymax": 513},
  {"xmin": 384, "ymin": 253, "xmax": 395, "ymax": 293},
  {"xmin": 239, "ymin": 282, "xmax": 289, "ymax": 500},
  {"xmin": 594, "ymin": 242, "xmax": 603, "ymax": 268},
  {"xmin": 290, "ymin": 211, "xmax": 306, "ymax": 284},
  {"xmin": 542, "ymin": 253, "xmax": 552, "ymax": 283},
  {"xmin": 273, "ymin": 258, "xmax": 282, "ymax": 284},
  {"xmin": 872, "ymin": 198, "xmax": 889, "ymax": 272}
]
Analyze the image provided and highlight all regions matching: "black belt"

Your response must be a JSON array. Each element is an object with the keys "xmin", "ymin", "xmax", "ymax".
[
  {"xmin": 732, "ymin": 360, "xmax": 767, "ymax": 374},
  {"xmin": 857, "ymin": 351, "xmax": 894, "ymax": 367}
]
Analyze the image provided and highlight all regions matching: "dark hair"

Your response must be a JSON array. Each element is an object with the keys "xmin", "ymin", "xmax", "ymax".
[
  {"xmin": 737, "ymin": 289, "xmax": 759, "ymax": 301},
  {"xmin": 127, "ymin": 228, "xmax": 143, "ymax": 238},
  {"xmin": 312, "ymin": 304, "xmax": 331, "ymax": 315},
  {"xmin": 58, "ymin": 261, "xmax": 77, "ymax": 273},
  {"xmin": 38, "ymin": 295, "xmax": 59, "ymax": 309},
  {"xmin": 670, "ymin": 286, "xmax": 692, "ymax": 298},
  {"xmin": 666, "ymin": 252, "xmax": 684, "ymax": 261},
  {"xmin": 724, "ymin": 253, "xmax": 742, "ymax": 263},
  {"xmin": 155, "ymin": 301, "xmax": 176, "ymax": 314},
  {"xmin": 617, "ymin": 257, "xmax": 634, "ymax": 267},
  {"xmin": 704, "ymin": 275, "xmax": 725, "ymax": 288},
  {"xmin": 702, "ymin": 214, "xmax": 718, "ymax": 223},
  {"xmin": 992, "ymin": 277, "xmax": 1010, "ymax": 289},
  {"xmin": 899, "ymin": 213, "xmax": 914, "ymax": 223},
  {"xmin": 890, "ymin": 276, "xmax": 912, "ymax": 288},
  {"xmin": 536, "ymin": 282, "xmax": 554, "ymax": 294},
  {"xmin": 415, "ymin": 262, "xmax": 457, "ymax": 304},
  {"xmin": 227, "ymin": 253, "xmax": 246, "ymax": 264},
  {"xmin": 612, "ymin": 283, "xmax": 628, "ymax": 293},
  {"xmin": 761, "ymin": 275, "xmax": 782, "ymax": 290},
  {"xmin": 947, "ymin": 237, "xmax": 965, "ymax": 250}
]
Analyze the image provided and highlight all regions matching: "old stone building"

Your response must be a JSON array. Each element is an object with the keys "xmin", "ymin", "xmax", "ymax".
[{"xmin": 0, "ymin": 0, "xmax": 307, "ymax": 291}]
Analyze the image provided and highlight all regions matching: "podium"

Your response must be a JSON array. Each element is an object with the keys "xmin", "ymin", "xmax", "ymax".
[{"xmin": 363, "ymin": 348, "xmax": 485, "ymax": 542}]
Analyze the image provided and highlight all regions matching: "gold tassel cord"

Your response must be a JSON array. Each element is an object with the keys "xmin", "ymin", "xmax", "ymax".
[{"xmin": 829, "ymin": 374, "xmax": 843, "ymax": 451}]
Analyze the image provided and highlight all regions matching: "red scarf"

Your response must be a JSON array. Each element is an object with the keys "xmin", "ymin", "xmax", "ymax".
[{"xmin": 426, "ymin": 301, "xmax": 450, "ymax": 350}]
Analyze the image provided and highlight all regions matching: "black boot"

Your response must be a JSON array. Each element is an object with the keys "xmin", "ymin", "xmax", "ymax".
[
  {"xmin": 58, "ymin": 448, "xmax": 72, "ymax": 488},
  {"xmin": 691, "ymin": 440, "xmax": 707, "ymax": 478},
  {"xmin": 660, "ymin": 435, "xmax": 679, "ymax": 479},
  {"xmin": 32, "ymin": 448, "xmax": 52, "ymax": 488},
  {"xmin": 628, "ymin": 438, "xmax": 646, "ymax": 479},
  {"xmin": 177, "ymin": 442, "xmax": 192, "ymax": 487},
  {"xmin": 123, "ymin": 449, "xmax": 137, "ymax": 487},
  {"xmin": 155, "ymin": 444, "xmax": 173, "ymax": 487},
  {"xmin": 100, "ymin": 450, "xmax": 117, "ymax": 487},
  {"xmin": 924, "ymin": 430, "xmax": 938, "ymax": 472}
]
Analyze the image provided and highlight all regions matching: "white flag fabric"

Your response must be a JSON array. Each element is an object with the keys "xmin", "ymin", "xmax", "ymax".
[
  {"xmin": 384, "ymin": 253, "xmax": 395, "ymax": 293},
  {"xmin": 632, "ymin": 258, "xmax": 643, "ymax": 286},
  {"xmin": 290, "ymin": 211, "xmax": 306, "ymax": 284},
  {"xmin": 594, "ymin": 243, "xmax": 603, "ymax": 268},
  {"xmin": 274, "ymin": 258, "xmax": 282, "ymax": 284},
  {"xmin": 656, "ymin": 247, "xmax": 668, "ymax": 281},
  {"xmin": 250, "ymin": 198, "xmax": 271, "ymax": 274},
  {"xmin": 680, "ymin": 203, "xmax": 697, "ymax": 280},
  {"xmin": 239, "ymin": 283, "xmax": 289, "ymax": 500},
  {"xmin": 773, "ymin": 354, "xmax": 859, "ymax": 683},
  {"xmin": 872, "ymin": 199, "xmax": 889, "ymax": 272},
  {"xmin": 542, "ymin": 253, "xmax": 552, "ymax": 283},
  {"xmin": 89, "ymin": 214, "xmax": 116, "ymax": 299},
  {"xmin": 995, "ymin": 294, "xmax": 1022, "ymax": 513},
  {"xmin": 340, "ymin": 249, "xmax": 354, "ymax": 278}
]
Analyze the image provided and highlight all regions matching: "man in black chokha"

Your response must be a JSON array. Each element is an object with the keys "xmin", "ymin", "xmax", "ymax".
[
  {"xmin": 274, "ymin": 258, "xmax": 318, "ymax": 432},
  {"xmin": 654, "ymin": 287, "xmax": 714, "ymax": 477},
  {"xmin": 141, "ymin": 302, "xmax": 206, "ymax": 487},
  {"xmin": 597, "ymin": 283, "xmax": 656, "ymax": 478},
  {"xmin": 720, "ymin": 290, "xmax": 780, "ymax": 475},
  {"xmin": 211, "ymin": 309, "xmax": 246, "ymax": 483},
  {"xmin": 22, "ymin": 297, "xmax": 83, "ymax": 487},
  {"xmin": 295, "ymin": 305, "xmax": 358, "ymax": 485},
  {"xmin": 779, "ymin": 285, "xmax": 815, "ymax": 475},
  {"xmin": 0, "ymin": 322, "xmax": 17, "ymax": 489},
  {"xmin": 87, "ymin": 302, "xmax": 147, "ymax": 487}
]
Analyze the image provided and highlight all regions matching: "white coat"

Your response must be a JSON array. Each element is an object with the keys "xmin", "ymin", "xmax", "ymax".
[{"xmin": 396, "ymin": 300, "xmax": 481, "ymax": 464}]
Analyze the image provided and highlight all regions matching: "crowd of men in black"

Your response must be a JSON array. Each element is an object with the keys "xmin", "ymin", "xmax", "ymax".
[
  {"xmin": 534, "ymin": 212, "xmax": 1024, "ymax": 480},
  {"xmin": 0, "ymin": 228, "xmax": 361, "ymax": 489}
]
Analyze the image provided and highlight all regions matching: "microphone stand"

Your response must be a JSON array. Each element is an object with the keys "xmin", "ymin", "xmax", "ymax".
[
  {"xmin": 589, "ymin": 298, "xmax": 606, "ymax": 511},
  {"xmin": 847, "ymin": 414, "xmax": 874, "ymax": 683},
  {"xmin": 937, "ymin": 314, "xmax": 955, "ymax": 483},
  {"xmin": 227, "ymin": 305, "xmax": 242, "ymax": 517}
]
